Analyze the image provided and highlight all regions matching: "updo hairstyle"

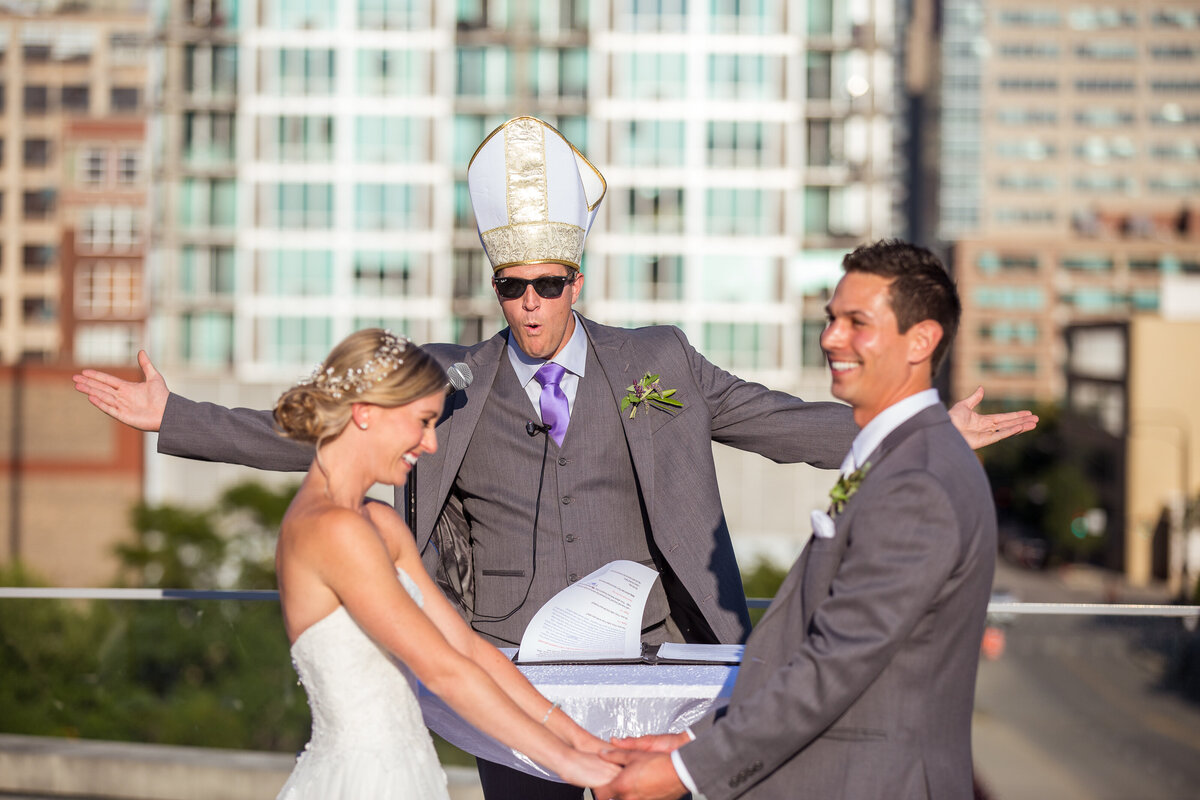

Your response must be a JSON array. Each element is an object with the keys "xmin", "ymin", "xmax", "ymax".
[{"xmin": 274, "ymin": 328, "xmax": 446, "ymax": 449}]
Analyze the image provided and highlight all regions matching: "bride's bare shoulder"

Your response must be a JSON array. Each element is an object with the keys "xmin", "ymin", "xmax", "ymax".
[{"xmin": 280, "ymin": 502, "xmax": 385, "ymax": 565}]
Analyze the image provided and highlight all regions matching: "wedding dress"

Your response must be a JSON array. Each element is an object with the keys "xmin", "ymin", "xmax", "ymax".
[{"xmin": 276, "ymin": 568, "xmax": 451, "ymax": 799}]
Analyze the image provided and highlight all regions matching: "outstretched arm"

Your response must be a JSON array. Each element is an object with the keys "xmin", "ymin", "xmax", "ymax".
[
  {"xmin": 949, "ymin": 386, "xmax": 1038, "ymax": 450},
  {"xmin": 73, "ymin": 350, "xmax": 168, "ymax": 431}
]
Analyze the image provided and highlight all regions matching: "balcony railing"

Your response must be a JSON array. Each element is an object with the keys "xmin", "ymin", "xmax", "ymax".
[{"xmin": 1, "ymin": 586, "xmax": 1198, "ymax": 800}]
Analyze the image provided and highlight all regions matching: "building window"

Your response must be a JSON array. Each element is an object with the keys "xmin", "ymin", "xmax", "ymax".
[
  {"xmin": 276, "ymin": 48, "xmax": 336, "ymax": 95},
  {"xmin": 976, "ymin": 252, "xmax": 1039, "ymax": 273},
  {"xmin": 709, "ymin": 53, "xmax": 781, "ymax": 101},
  {"xmin": 997, "ymin": 9, "xmax": 1061, "ymax": 27},
  {"xmin": 1073, "ymin": 174, "xmax": 1135, "ymax": 193},
  {"xmin": 355, "ymin": 116, "xmax": 423, "ymax": 163},
  {"xmin": 23, "ymin": 85, "xmax": 49, "ymax": 113},
  {"xmin": 1075, "ymin": 42, "xmax": 1137, "ymax": 60},
  {"xmin": 701, "ymin": 321, "xmax": 778, "ymax": 370},
  {"xmin": 614, "ymin": 119, "xmax": 685, "ymax": 168},
  {"xmin": 75, "ymin": 261, "xmax": 142, "ymax": 316},
  {"xmin": 354, "ymin": 250, "xmax": 429, "ymax": 296},
  {"xmin": 359, "ymin": 48, "xmax": 428, "ymax": 96},
  {"xmin": 1150, "ymin": 79, "xmax": 1200, "ymax": 93},
  {"xmin": 995, "ymin": 108, "xmax": 1059, "ymax": 125},
  {"xmin": 608, "ymin": 254, "xmax": 684, "ymax": 301},
  {"xmin": 996, "ymin": 173, "xmax": 1058, "ymax": 191},
  {"xmin": 61, "ymin": 85, "xmax": 89, "ymax": 112},
  {"xmin": 23, "ymin": 138, "xmax": 51, "ymax": 167},
  {"xmin": 806, "ymin": 52, "xmax": 832, "ymax": 100},
  {"xmin": 22, "ymin": 189, "xmax": 56, "ymax": 219},
  {"xmin": 75, "ymin": 324, "xmax": 142, "ymax": 364},
  {"xmin": 180, "ymin": 245, "xmax": 236, "ymax": 297},
  {"xmin": 22, "ymin": 296, "xmax": 56, "ymax": 322},
  {"xmin": 263, "ymin": 182, "xmax": 334, "ymax": 229},
  {"xmin": 979, "ymin": 356, "xmax": 1038, "ymax": 375},
  {"xmin": 185, "ymin": 111, "xmax": 236, "ymax": 165},
  {"xmin": 1152, "ymin": 9, "xmax": 1200, "ymax": 27},
  {"xmin": 359, "ymin": 0, "xmax": 432, "ymax": 29},
  {"xmin": 615, "ymin": 0, "xmax": 689, "ymax": 33},
  {"xmin": 265, "ymin": 0, "xmax": 337, "ymax": 29},
  {"xmin": 998, "ymin": 43, "xmax": 1060, "ymax": 58},
  {"xmin": 997, "ymin": 77, "xmax": 1059, "ymax": 91},
  {"xmin": 117, "ymin": 149, "xmax": 141, "ymax": 184},
  {"xmin": 708, "ymin": 120, "xmax": 778, "ymax": 168},
  {"xmin": 258, "ymin": 316, "xmax": 333, "ymax": 367},
  {"xmin": 265, "ymin": 115, "xmax": 334, "ymax": 162},
  {"xmin": 78, "ymin": 207, "xmax": 142, "ymax": 253},
  {"xmin": 1068, "ymin": 7, "xmax": 1137, "ymax": 28},
  {"xmin": 706, "ymin": 188, "xmax": 777, "ymax": 236},
  {"xmin": 1074, "ymin": 108, "xmax": 1135, "ymax": 127},
  {"xmin": 80, "ymin": 147, "xmax": 106, "ymax": 185},
  {"xmin": 111, "ymin": 87, "xmax": 140, "ymax": 112},
  {"xmin": 1061, "ymin": 254, "xmax": 1115, "ymax": 271},
  {"xmin": 355, "ymin": 183, "xmax": 425, "ymax": 230},
  {"xmin": 1076, "ymin": 78, "xmax": 1135, "ymax": 92},
  {"xmin": 1150, "ymin": 44, "xmax": 1199, "ymax": 60},
  {"xmin": 613, "ymin": 52, "xmax": 686, "ymax": 100},
  {"xmin": 615, "ymin": 187, "xmax": 685, "ymax": 234},
  {"xmin": 979, "ymin": 320, "xmax": 1039, "ymax": 344},
  {"xmin": 22, "ymin": 245, "xmax": 57, "ymax": 272},
  {"xmin": 994, "ymin": 138, "xmax": 1056, "ymax": 160},
  {"xmin": 182, "ymin": 178, "xmax": 238, "ymax": 229},
  {"xmin": 259, "ymin": 249, "xmax": 334, "ymax": 295},
  {"xmin": 182, "ymin": 311, "xmax": 234, "ymax": 367}
]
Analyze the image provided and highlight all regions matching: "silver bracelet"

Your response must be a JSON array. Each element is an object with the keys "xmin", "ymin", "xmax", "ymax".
[{"xmin": 541, "ymin": 701, "xmax": 560, "ymax": 725}]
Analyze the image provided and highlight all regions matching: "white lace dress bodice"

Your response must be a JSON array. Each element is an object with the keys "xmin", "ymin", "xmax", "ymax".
[{"xmin": 276, "ymin": 568, "xmax": 450, "ymax": 799}]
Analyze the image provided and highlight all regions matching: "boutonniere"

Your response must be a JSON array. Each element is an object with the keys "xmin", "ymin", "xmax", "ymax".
[
  {"xmin": 620, "ymin": 373, "xmax": 683, "ymax": 419},
  {"xmin": 828, "ymin": 462, "xmax": 872, "ymax": 516}
]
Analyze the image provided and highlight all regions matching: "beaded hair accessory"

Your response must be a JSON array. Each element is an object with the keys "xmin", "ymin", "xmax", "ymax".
[{"xmin": 302, "ymin": 330, "xmax": 408, "ymax": 399}]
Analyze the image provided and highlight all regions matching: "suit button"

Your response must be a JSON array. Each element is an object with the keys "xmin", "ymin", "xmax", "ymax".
[
  {"xmin": 568, "ymin": 573, "xmax": 579, "ymax": 582},
  {"xmin": 561, "ymin": 496, "xmax": 573, "ymax": 504},
  {"xmin": 565, "ymin": 534, "xmax": 576, "ymax": 543},
  {"xmin": 558, "ymin": 456, "xmax": 568, "ymax": 466}
]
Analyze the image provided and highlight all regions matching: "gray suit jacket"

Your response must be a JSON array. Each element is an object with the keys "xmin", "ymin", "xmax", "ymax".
[
  {"xmin": 679, "ymin": 404, "xmax": 996, "ymax": 799},
  {"xmin": 158, "ymin": 316, "xmax": 858, "ymax": 645}
]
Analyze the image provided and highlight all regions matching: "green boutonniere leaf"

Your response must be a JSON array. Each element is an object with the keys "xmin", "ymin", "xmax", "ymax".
[
  {"xmin": 623, "ymin": 372, "xmax": 683, "ymax": 419},
  {"xmin": 828, "ymin": 461, "xmax": 872, "ymax": 516}
]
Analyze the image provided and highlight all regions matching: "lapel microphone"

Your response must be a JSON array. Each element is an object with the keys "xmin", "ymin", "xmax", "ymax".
[{"xmin": 526, "ymin": 420, "xmax": 551, "ymax": 437}]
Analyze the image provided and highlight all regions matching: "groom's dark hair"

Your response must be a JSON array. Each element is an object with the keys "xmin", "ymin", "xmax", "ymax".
[{"xmin": 842, "ymin": 239, "xmax": 961, "ymax": 374}]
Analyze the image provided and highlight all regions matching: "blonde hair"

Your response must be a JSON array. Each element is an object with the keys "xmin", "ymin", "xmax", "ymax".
[{"xmin": 274, "ymin": 329, "xmax": 446, "ymax": 451}]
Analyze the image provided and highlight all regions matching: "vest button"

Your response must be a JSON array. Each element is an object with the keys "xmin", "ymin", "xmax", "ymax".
[
  {"xmin": 565, "ymin": 534, "xmax": 576, "ymax": 543},
  {"xmin": 568, "ymin": 573, "xmax": 579, "ymax": 582},
  {"xmin": 561, "ymin": 496, "xmax": 573, "ymax": 505},
  {"xmin": 558, "ymin": 456, "xmax": 568, "ymax": 466}
]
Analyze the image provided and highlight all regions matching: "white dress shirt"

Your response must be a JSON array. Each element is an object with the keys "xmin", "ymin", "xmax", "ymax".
[{"xmin": 506, "ymin": 311, "xmax": 587, "ymax": 421}]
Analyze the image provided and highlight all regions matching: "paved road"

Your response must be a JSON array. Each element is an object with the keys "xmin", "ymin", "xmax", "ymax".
[{"xmin": 973, "ymin": 562, "xmax": 1200, "ymax": 800}]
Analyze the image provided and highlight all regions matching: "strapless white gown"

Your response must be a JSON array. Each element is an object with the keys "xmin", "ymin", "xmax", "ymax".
[{"xmin": 276, "ymin": 568, "xmax": 450, "ymax": 800}]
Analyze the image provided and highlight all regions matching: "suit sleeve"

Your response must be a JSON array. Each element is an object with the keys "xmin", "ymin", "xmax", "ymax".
[
  {"xmin": 675, "ymin": 327, "xmax": 857, "ymax": 469},
  {"xmin": 157, "ymin": 392, "xmax": 314, "ymax": 472},
  {"xmin": 678, "ymin": 470, "xmax": 963, "ymax": 800}
]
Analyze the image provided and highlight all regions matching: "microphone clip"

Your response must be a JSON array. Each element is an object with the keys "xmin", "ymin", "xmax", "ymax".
[{"xmin": 525, "ymin": 421, "xmax": 551, "ymax": 437}]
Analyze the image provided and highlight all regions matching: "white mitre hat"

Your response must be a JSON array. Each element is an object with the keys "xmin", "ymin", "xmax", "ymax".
[{"xmin": 468, "ymin": 116, "xmax": 606, "ymax": 272}]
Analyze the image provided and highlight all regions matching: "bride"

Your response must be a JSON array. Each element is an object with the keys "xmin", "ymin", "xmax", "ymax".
[{"xmin": 271, "ymin": 328, "xmax": 619, "ymax": 799}]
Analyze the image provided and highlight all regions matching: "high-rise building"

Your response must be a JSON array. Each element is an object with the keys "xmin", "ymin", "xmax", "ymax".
[
  {"xmin": 941, "ymin": 0, "xmax": 1200, "ymax": 405},
  {"xmin": 0, "ymin": 3, "xmax": 151, "ymax": 365},
  {"xmin": 145, "ymin": 1, "xmax": 902, "ymax": 563}
]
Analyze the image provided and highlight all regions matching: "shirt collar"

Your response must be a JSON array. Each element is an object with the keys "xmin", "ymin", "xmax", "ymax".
[
  {"xmin": 506, "ymin": 311, "xmax": 588, "ymax": 387},
  {"xmin": 843, "ymin": 388, "xmax": 941, "ymax": 475}
]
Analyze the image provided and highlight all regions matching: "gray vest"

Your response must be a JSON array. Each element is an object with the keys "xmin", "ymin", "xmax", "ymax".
[{"xmin": 454, "ymin": 343, "xmax": 670, "ymax": 645}]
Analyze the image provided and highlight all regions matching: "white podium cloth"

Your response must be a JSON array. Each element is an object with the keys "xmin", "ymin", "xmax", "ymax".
[{"xmin": 418, "ymin": 661, "xmax": 738, "ymax": 780}]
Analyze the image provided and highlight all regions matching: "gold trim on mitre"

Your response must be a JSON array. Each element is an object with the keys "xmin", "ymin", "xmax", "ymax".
[{"xmin": 481, "ymin": 221, "xmax": 587, "ymax": 271}]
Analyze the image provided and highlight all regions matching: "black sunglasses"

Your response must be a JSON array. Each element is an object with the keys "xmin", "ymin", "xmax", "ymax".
[{"xmin": 492, "ymin": 274, "xmax": 577, "ymax": 300}]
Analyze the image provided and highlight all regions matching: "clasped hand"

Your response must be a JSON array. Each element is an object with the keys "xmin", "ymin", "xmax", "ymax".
[{"xmin": 593, "ymin": 732, "xmax": 691, "ymax": 800}]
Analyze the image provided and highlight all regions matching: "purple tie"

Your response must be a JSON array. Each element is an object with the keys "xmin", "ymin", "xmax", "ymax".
[{"xmin": 534, "ymin": 362, "xmax": 569, "ymax": 446}]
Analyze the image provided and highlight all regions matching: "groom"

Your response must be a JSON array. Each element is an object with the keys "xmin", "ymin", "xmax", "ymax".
[{"xmin": 599, "ymin": 240, "xmax": 997, "ymax": 800}]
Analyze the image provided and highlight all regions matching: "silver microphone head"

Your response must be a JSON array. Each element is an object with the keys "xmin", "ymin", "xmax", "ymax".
[{"xmin": 446, "ymin": 362, "xmax": 473, "ymax": 393}]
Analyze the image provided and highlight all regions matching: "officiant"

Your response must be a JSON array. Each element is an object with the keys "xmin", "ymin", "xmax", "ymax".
[{"xmin": 73, "ymin": 116, "xmax": 1036, "ymax": 800}]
